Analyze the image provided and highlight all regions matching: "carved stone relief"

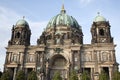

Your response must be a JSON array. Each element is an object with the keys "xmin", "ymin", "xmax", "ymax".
[
  {"xmin": 27, "ymin": 54, "xmax": 35, "ymax": 63},
  {"xmin": 96, "ymin": 51, "xmax": 111, "ymax": 62},
  {"xmin": 82, "ymin": 52, "xmax": 92, "ymax": 62}
]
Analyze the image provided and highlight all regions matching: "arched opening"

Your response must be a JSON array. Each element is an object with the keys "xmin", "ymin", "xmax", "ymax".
[
  {"xmin": 50, "ymin": 54, "xmax": 68, "ymax": 80},
  {"xmin": 51, "ymin": 54, "xmax": 67, "ymax": 67},
  {"xmin": 99, "ymin": 29, "xmax": 104, "ymax": 36},
  {"xmin": 15, "ymin": 32, "xmax": 20, "ymax": 38}
]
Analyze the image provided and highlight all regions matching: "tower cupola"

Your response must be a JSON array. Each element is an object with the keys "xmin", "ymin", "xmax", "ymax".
[
  {"xmin": 8, "ymin": 18, "xmax": 31, "ymax": 46},
  {"xmin": 16, "ymin": 19, "xmax": 29, "ymax": 27},
  {"xmin": 94, "ymin": 12, "xmax": 106, "ymax": 22},
  {"xmin": 91, "ymin": 13, "xmax": 113, "ymax": 43}
]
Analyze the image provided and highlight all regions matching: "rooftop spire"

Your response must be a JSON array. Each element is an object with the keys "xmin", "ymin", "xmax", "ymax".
[
  {"xmin": 61, "ymin": 4, "xmax": 66, "ymax": 14},
  {"xmin": 61, "ymin": 4, "xmax": 65, "ymax": 10}
]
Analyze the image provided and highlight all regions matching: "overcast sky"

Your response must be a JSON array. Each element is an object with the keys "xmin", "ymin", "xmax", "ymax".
[{"xmin": 0, "ymin": 0, "xmax": 120, "ymax": 71}]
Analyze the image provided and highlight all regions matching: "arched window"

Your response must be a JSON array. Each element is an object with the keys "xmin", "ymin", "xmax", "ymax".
[
  {"xmin": 102, "ymin": 52, "xmax": 108, "ymax": 61},
  {"xmin": 15, "ymin": 32, "xmax": 20, "ymax": 38},
  {"xmin": 24, "ymin": 31, "xmax": 26, "ymax": 38},
  {"xmin": 12, "ymin": 54, "xmax": 17, "ymax": 62},
  {"xmin": 52, "ymin": 55, "xmax": 67, "ymax": 67},
  {"xmin": 29, "ymin": 55, "xmax": 34, "ymax": 62},
  {"xmin": 99, "ymin": 29, "xmax": 104, "ymax": 36}
]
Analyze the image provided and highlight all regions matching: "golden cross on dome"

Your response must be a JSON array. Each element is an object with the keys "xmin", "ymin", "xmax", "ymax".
[
  {"xmin": 61, "ymin": 4, "xmax": 65, "ymax": 11},
  {"xmin": 61, "ymin": 0, "xmax": 66, "ymax": 13},
  {"xmin": 61, "ymin": 0, "xmax": 65, "ymax": 10}
]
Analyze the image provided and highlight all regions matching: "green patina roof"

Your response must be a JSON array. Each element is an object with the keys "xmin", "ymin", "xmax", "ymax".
[
  {"xmin": 16, "ymin": 19, "xmax": 29, "ymax": 27},
  {"xmin": 46, "ymin": 5, "xmax": 81, "ymax": 29},
  {"xmin": 94, "ymin": 13, "xmax": 106, "ymax": 22}
]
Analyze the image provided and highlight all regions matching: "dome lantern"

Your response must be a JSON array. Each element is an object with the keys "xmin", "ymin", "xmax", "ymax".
[{"xmin": 61, "ymin": 4, "xmax": 66, "ymax": 14}]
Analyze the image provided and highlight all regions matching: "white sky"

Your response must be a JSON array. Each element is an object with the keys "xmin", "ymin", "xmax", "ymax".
[{"xmin": 0, "ymin": 0, "xmax": 120, "ymax": 71}]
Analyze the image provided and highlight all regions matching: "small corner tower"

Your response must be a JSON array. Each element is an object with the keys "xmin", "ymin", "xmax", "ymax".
[
  {"xmin": 91, "ymin": 13, "xmax": 113, "ymax": 44},
  {"xmin": 8, "ymin": 18, "xmax": 31, "ymax": 46}
]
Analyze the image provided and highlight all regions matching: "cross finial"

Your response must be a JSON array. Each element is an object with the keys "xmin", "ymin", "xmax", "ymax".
[
  {"xmin": 61, "ymin": 4, "xmax": 65, "ymax": 10},
  {"xmin": 61, "ymin": 4, "xmax": 66, "ymax": 14},
  {"xmin": 97, "ymin": 12, "xmax": 100, "ymax": 16},
  {"xmin": 62, "ymin": 0, "xmax": 65, "ymax": 10},
  {"xmin": 23, "ymin": 16, "xmax": 25, "ymax": 19}
]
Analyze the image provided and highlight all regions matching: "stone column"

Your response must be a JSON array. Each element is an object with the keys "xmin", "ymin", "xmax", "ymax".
[
  {"xmin": 46, "ymin": 60, "xmax": 49, "ymax": 80},
  {"xmin": 8, "ymin": 52, "xmax": 11, "ymax": 62},
  {"xmin": 25, "ymin": 68, "xmax": 28, "ymax": 80},
  {"xmin": 109, "ymin": 67, "xmax": 113, "ymax": 80},
  {"xmin": 18, "ymin": 52, "xmax": 20, "ymax": 63},
  {"xmin": 78, "ymin": 73, "xmax": 81, "ymax": 80},
  {"xmin": 5, "ymin": 52, "xmax": 9, "ymax": 64},
  {"xmin": 78, "ymin": 50, "xmax": 80, "ymax": 71},
  {"xmin": 37, "ymin": 73, "xmax": 40, "ymax": 80},
  {"xmin": 40, "ymin": 73, "xmax": 44, "ymax": 80},
  {"xmin": 99, "ymin": 67, "xmax": 103, "ymax": 73},
  {"xmin": 42, "ymin": 52, "xmax": 45, "ymax": 80},
  {"xmin": 67, "ymin": 66, "xmax": 70, "ymax": 80},
  {"xmin": 94, "ymin": 51, "xmax": 98, "ymax": 73},
  {"xmin": 91, "ymin": 68, "xmax": 94, "ymax": 80},
  {"xmin": 113, "ymin": 50, "xmax": 116, "ymax": 62},
  {"xmin": 42, "ymin": 51, "xmax": 44, "ymax": 66},
  {"xmin": 13, "ymin": 67, "xmax": 17, "ymax": 80},
  {"xmin": 71, "ymin": 51, "xmax": 74, "ymax": 70},
  {"xmin": 10, "ymin": 53, "xmax": 13, "ymax": 62},
  {"xmin": 21, "ymin": 52, "xmax": 24, "ymax": 69}
]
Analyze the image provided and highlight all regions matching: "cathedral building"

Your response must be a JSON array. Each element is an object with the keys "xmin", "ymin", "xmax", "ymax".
[{"xmin": 4, "ymin": 5, "xmax": 118, "ymax": 80}]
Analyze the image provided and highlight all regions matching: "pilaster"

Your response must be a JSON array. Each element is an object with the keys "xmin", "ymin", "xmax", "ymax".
[
  {"xmin": 13, "ymin": 67, "xmax": 17, "ymax": 80},
  {"xmin": 109, "ymin": 66, "xmax": 113, "ymax": 80}
]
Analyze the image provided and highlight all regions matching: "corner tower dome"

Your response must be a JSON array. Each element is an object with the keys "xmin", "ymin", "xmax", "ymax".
[
  {"xmin": 94, "ymin": 12, "xmax": 106, "ymax": 22},
  {"xmin": 15, "ymin": 17, "xmax": 29, "ymax": 28},
  {"xmin": 46, "ymin": 4, "xmax": 81, "ymax": 29}
]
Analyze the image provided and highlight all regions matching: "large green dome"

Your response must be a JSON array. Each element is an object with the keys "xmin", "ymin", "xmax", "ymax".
[
  {"xmin": 16, "ymin": 19, "xmax": 29, "ymax": 27},
  {"xmin": 46, "ymin": 5, "xmax": 81, "ymax": 29}
]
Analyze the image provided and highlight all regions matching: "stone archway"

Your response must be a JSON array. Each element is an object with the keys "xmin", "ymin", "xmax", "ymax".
[{"xmin": 49, "ymin": 54, "xmax": 68, "ymax": 80}]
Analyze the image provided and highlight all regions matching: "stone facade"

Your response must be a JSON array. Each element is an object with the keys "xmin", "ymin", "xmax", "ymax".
[{"xmin": 4, "ymin": 5, "xmax": 118, "ymax": 80}]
